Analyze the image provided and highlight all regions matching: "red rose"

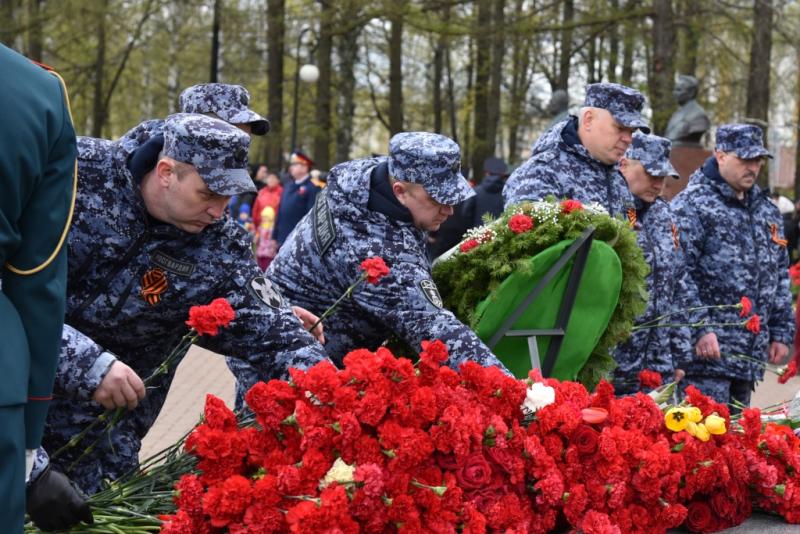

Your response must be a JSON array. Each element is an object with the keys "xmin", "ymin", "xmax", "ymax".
[
  {"xmin": 638, "ymin": 369, "xmax": 663, "ymax": 390},
  {"xmin": 460, "ymin": 238, "xmax": 480, "ymax": 253},
  {"xmin": 360, "ymin": 256, "xmax": 390, "ymax": 284},
  {"xmin": 560, "ymin": 199, "xmax": 584, "ymax": 214},
  {"xmin": 745, "ymin": 314, "xmax": 761, "ymax": 334},
  {"xmin": 456, "ymin": 453, "xmax": 494, "ymax": 489},
  {"xmin": 571, "ymin": 425, "xmax": 599, "ymax": 454},
  {"xmin": 685, "ymin": 501, "xmax": 715, "ymax": 533},
  {"xmin": 186, "ymin": 298, "xmax": 235, "ymax": 336},
  {"xmin": 508, "ymin": 214, "xmax": 534, "ymax": 234},
  {"xmin": 739, "ymin": 296, "xmax": 752, "ymax": 317}
]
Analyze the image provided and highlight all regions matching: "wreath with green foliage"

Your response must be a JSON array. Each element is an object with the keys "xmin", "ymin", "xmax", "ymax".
[{"xmin": 432, "ymin": 198, "xmax": 649, "ymax": 389}]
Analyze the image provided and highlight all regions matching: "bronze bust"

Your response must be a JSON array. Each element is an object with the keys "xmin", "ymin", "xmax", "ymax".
[{"xmin": 664, "ymin": 75, "xmax": 711, "ymax": 146}]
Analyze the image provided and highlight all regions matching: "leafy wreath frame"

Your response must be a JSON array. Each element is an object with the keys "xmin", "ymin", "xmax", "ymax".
[{"xmin": 432, "ymin": 199, "xmax": 650, "ymax": 388}]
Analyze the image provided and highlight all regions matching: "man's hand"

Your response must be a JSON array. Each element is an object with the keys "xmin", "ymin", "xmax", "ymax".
[
  {"xmin": 695, "ymin": 332, "xmax": 721, "ymax": 360},
  {"xmin": 674, "ymin": 368, "xmax": 686, "ymax": 382},
  {"xmin": 27, "ymin": 466, "xmax": 93, "ymax": 531},
  {"xmin": 769, "ymin": 341, "xmax": 790, "ymax": 365},
  {"xmin": 292, "ymin": 306, "xmax": 325, "ymax": 344},
  {"xmin": 92, "ymin": 360, "xmax": 145, "ymax": 410}
]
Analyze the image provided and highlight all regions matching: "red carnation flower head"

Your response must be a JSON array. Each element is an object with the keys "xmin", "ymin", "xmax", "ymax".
[
  {"xmin": 460, "ymin": 238, "xmax": 480, "ymax": 253},
  {"xmin": 638, "ymin": 369, "xmax": 662, "ymax": 390},
  {"xmin": 744, "ymin": 314, "xmax": 761, "ymax": 334},
  {"xmin": 360, "ymin": 256, "xmax": 390, "ymax": 284},
  {"xmin": 560, "ymin": 199, "xmax": 583, "ymax": 214},
  {"xmin": 186, "ymin": 298, "xmax": 236, "ymax": 336},
  {"xmin": 789, "ymin": 262, "xmax": 800, "ymax": 286},
  {"xmin": 779, "ymin": 360, "xmax": 798, "ymax": 384},
  {"xmin": 739, "ymin": 296, "xmax": 752, "ymax": 317},
  {"xmin": 508, "ymin": 214, "xmax": 534, "ymax": 234},
  {"xmin": 420, "ymin": 339, "xmax": 449, "ymax": 365}
]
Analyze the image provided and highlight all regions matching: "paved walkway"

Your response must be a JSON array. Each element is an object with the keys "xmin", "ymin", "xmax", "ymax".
[{"xmin": 139, "ymin": 346, "xmax": 800, "ymax": 532}]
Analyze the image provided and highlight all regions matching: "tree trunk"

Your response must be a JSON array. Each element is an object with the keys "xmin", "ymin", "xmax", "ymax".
[
  {"xmin": 432, "ymin": 33, "xmax": 444, "ymax": 134},
  {"xmin": 648, "ymin": 0, "xmax": 675, "ymax": 135},
  {"xmin": 210, "ymin": 0, "xmax": 221, "ymax": 83},
  {"xmin": 334, "ymin": 22, "xmax": 361, "ymax": 164},
  {"xmin": 794, "ymin": 49, "xmax": 800, "ymax": 202},
  {"xmin": 607, "ymin": 0, "xmax": 619, "ymax": 82},
  {"xmin": 745, "ymin": 0, "xmax": 773, "ymax": 124},
  {"xmin": 313, "ymin": 0, "xmax": 333, "ymax": 170},
  {"xmin": 676, "ymin": 0, "xmax": 700, "ymax": 76},
  {"xmin": 507, "ymin": 0, "xmax": 530, "ymax": 165},
  {"xmin": 556, "ymin": 0, "xmax": 573, "ymax": 91},
  {"xmin": 265, "ymin": 0, "xmax": 285, "ymax": 168},
  {"xmin": 26, "ymin": 0, "xmax": 43, "ymax": 61},
  {"xmin": 471, "ymin": 0, "xmax": 492, "ymax": 180},
  {"xmin": 486, "ymin": 0, "xmax": 505, "ymax": 158},
  {"xmin": 388, "ymin": 11, "xmax": 404, "ymax": 135},
  {"xmin": 91, "ymin": 0, "xmax": 108, "ymax": 138},
  {"xmin": 621, "ymin": 0, "xmax": 637, "ymax": 85},
  {"xmin": 446, "ymin": 40, "xmax": 458, "ymax": 143},
  {"xmin": 0, "ymin": 0, "xmax": 21, "ymax": 47}
]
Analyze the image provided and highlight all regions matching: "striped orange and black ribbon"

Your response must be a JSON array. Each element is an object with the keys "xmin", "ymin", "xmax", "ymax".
[
  {"xmin": 770, "ymin": 223, "xmax": 788, "ymax": 247},
  {"xmin": 626, "ymin": 208, "xmax": 637, "ymax": 229},
  {"xmin": 141, "ymin": 268, "xmax": 168, "ymax": 305},
  {"xmin": 671, "ymin": 223, "xmax": 680, "ymax": 250}
]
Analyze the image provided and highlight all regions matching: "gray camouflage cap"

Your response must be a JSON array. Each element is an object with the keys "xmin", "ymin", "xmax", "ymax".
[
  {"xmin": 388, "ymin": 132, "xmax": 474, "ymax": 205},
  {"xmin": 162, "ymin": 113, "xmax": 255, "ymax": 196},
  {"xmin": 179, "ymin": 83, "xmax": 270, "ymax": 136},
  {"xmin": 625, "ymin": 132, "xmax": 679, "ymax": 179},
  {"xmin": 584, "ymin": 82, "xmax": 650, "ymax": 134},
  {"xmin": 715, "ymin": 123, "xmax": 773, "ymax": 159}
]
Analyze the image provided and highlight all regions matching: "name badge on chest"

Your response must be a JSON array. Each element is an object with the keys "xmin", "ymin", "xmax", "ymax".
[{"xmin": 313, "ymin": 191, "xmax": 336, "ymax": 256}]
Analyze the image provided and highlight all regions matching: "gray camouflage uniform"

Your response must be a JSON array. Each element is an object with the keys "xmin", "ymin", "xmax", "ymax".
[
  {"xmin": 227, "ymin": 132, "xmax": 509, "ymax": 405},
  {"xmin": 671, "ymin": 124, "xmax": 795, "ymax": 406},
  {"xmin": 503, "ymin": 83, "xmax": 650, "ymax": 216},
  {"xmin": 611, "ymin": 133, "xmax": 696, "ymax": 394},
  {"xmin": 39, "ymin": 114, "xmax": 325, "ymax": 494}
]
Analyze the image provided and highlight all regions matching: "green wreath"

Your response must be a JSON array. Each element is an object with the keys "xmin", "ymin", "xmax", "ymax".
[{"xmin": 432, "ymin": 199, "xmax": 649, "ymax": 389}]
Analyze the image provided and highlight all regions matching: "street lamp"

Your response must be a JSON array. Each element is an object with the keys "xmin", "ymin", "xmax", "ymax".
[{"xmin": 290, "ymin": 26, "xmax": 319, "ymax": 153}]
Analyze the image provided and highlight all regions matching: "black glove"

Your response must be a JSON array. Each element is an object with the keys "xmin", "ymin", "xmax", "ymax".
[{"xmin": 26, "ymin": 465, "xmax": 94, "ymax": 531}]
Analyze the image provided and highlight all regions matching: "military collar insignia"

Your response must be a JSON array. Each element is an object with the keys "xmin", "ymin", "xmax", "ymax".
[
  {"xmin": 141, "ymin": 268, "xmax": 168, "ymax": 305},
  {"xmin": 150, "ymin": 250, "xmax": 196, "ymax": 277},
  {"xmin": 250, "ymin": 276, "xmax": 283, "ymax": 309},
  {"xmin": 313, "ymin": 190, "xmax": 336, "ymax": 255},
  {"xmin": 418, "ymin": 279, "xmax": 444, "ymax": 309}
]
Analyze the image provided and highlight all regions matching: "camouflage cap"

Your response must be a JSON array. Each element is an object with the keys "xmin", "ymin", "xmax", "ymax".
[
  {"xmin": 162, "ymin": 113, "xmax": 255, "ymax": 196},
  {"xmin": 715, "ymin": 123, "xmax": 772, "ymax": 159},
  {"xmin": 625, "ymin": 132, "xmax": 679, "ymax": 179},
  {"xmin": 388, "ymin": 132, "xmax": 474, "ymax": 205},
  {"xmin": 179, "ymin": 83, "xmax": 270, "ymax": 136},
  {"xmin": 584, "ymin": 82, "xmax": 650, "ymax": 133}
]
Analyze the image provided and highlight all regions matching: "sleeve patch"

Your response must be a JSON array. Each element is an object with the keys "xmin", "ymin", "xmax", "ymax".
[
  {"xmin": 249, "ymin": 276, "xmax": 284, "ymax": 309},
  {"xmin": 418, "ymin": 279, "xmax": 443, "ymax": 309}
]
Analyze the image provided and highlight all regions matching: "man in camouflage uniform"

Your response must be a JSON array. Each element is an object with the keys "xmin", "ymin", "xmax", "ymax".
[
  {"xmin": 611, "ymin": 133, "xmax": 696, "ymax": 395},
  {"xmin": 228, "ymin": 132, "xmax": 508, "ymax": 404},
  {"xmin": 671, "ymin": 124, "xmax": 794, "ymax": 406},
  {"xmin": 35, "ymin": 114, "xmax": 327, "ymax": 495},
  {"xmin": 503, "ymin": 82, "xmax": 649, "ymax": 216}
]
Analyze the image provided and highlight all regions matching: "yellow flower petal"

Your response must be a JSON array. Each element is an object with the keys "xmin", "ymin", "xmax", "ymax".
[
  {"xmin": 665, "ymin": 407, "xmax": 690, "ymax": 432},
  {"xmin": 704, "ymin": 414, "xmax": 727, "ymax": 435},
  {"xmin": 686, "ymin": 407, "xmax": 703, "ymax": 423},
  {"xmin": 686, "ymin": 421, "xmax": 698, "ymax": 436},
  {"xmin": 695, "ymin": 423, "xmax": 711, "ymax": 442}
]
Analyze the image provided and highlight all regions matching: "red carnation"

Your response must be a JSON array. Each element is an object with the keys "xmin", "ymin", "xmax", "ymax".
[
  {"xmin": 739, "ymin": 296, "xmax": 752, "ymax": 317},
  {"xmin": 779, "ymin": 360, "xmax": 798, "ymax": 384},
  {"xmin": 508, "ymin": 214, "xmax": 534, "ymax": 234},
  {"xmin": 186, "ymin": 298, "xmax": 235, "ymax": 336},
  {"xmin": 638, "ymin": 369, "xmax": 663, "ymax": 390},
  {"xmin": 560, "ymin": 199, "xmax": 584, "ymax": 214},
  {"xmin": 360, "ymin": 256, "xmax": 390, "ymax": 284},
  {"xmin": 745, "ymin": 314, "xmax": 761, "ymax": 334},
  {"xmin": 572, "ymin": 425, "xmax": 599, "ymax": 454},
  {"xmin": 460, "ymin": 238, "xmax": 480, "ymax": 253}
]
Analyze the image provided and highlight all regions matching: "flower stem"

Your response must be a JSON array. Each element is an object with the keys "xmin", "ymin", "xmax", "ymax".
[{"xmin": 307, "ymin": 273, "xmax": 367, "ymax": 334}]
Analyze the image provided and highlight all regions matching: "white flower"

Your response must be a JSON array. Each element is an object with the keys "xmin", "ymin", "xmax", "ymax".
[
  {"xmin": 319, "ymin": 457, "xmax": 355, "ymax": 489},
  {"xmin": 522, "ymin": 382, "xmax": 555, "ymax": 414}
]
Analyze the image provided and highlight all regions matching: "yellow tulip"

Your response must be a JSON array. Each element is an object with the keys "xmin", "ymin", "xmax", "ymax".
[
  {"xmin": 665, "ymin": 407, "xmax": 690, "ymax": 432},
  {"xmin": 685, "ymin": 421, "xmax": 698, "ymax": 437},
  {"xmin": 686, "ymin": 407, "xmax": 703, "ymax": 423},
  {"xmin": 704, "ymin": 414, "xmax": 727, "ymax": 435},
  {"xmin": 695, "ymin": 423, "xmax": 711, "ymax": 442}
]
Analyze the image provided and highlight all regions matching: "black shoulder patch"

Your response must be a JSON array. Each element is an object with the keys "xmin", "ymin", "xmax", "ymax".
[
  {"xmin": 249, "ymin": 276, "xmax": 284, "ymax": 309},
  {"xmin": 150, "ymin": 250, "xmax": 196, "ymax": 277},
  {"xmin": 418, "ymin": 279, "xmax": 443, "ymax": 309},
  {"xmin": 313, "ymin": 190, "xmax": 336, "ymax": 255}
]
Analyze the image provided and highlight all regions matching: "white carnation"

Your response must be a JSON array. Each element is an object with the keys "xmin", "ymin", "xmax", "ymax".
[{"xmin": 522, "ymin": 382, "xmax": 555, "ymax": 414}]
